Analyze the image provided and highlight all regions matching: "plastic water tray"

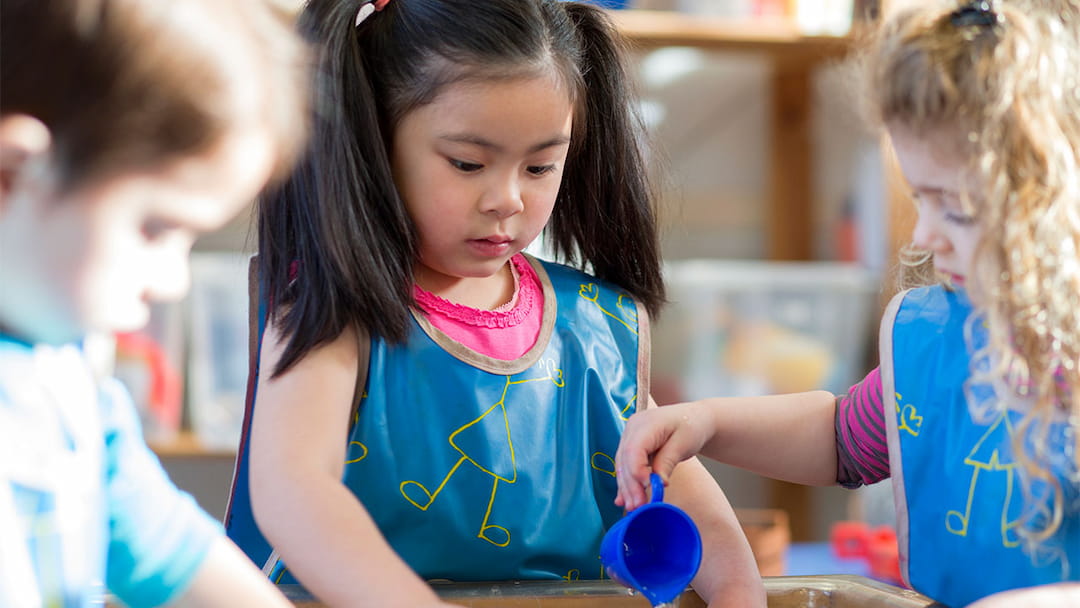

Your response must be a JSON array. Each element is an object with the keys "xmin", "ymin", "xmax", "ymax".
[{"xmin": 281, "ymin": 575, "xmax": 942, "ymax": 607}]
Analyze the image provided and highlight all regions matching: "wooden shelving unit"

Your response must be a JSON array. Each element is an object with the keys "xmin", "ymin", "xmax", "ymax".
[
  {"xmin": 612, "ymin": 10, "xmax": 851, "ymax": 60},
  {"xmin": 615, "ymin": 10, "xmax": 854, "ymax": 262}
]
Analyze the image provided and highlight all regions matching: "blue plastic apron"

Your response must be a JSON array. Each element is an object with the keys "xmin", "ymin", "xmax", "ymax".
[
  {"xmin": 226, "ymin": 255, "xmax": 646, "ymax": 584},
  {"xmin": 880, "ymin": 286, "xmax": 1079, "ymax": 606}
]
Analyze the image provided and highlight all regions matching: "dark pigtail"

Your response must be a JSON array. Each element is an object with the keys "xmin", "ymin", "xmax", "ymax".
[
  {"xmin": 550, "ymin": 2, "xmax": 665, "ymax": 319},
  {"xmin": 259, "ymin": 0, "xmax": 416, "ymax": 377}
]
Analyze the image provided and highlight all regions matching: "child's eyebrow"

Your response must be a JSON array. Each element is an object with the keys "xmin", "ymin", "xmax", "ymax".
[
  {"xmin": 437, "ymin": 133, "xmax": 571, "ymax": 154},
  {"xmin": 911, "ymin": 186, "xmax": 961, "ymax": 201},
  {"xmin": 912, "ymin": 186, "xmax": 953, "ymax": 196}
]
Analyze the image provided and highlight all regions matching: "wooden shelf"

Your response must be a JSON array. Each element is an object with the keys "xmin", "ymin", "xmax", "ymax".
[
  {"xmin": 611, "ymin": 10, "xmax": 856, "ymax": 263},
  {"xmin": 612, "ymin": 10, "xmax": 853, "ymax": 64},
  {"xmin": 148, "ymin": 431, "xmax": 236, "ymax": 459}
]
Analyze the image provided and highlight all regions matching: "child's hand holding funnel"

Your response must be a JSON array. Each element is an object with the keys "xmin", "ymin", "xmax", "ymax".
[{"xmin": 601, "ymin": 473, "xmax": 703, "ymax": 606}]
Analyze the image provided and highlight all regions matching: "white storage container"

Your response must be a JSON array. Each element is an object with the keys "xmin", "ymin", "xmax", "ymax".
[{"xmin": 652, "ymin": 260, "xmax": 880, "ymax": 404}]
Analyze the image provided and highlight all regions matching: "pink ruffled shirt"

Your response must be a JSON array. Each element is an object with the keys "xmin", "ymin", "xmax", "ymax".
[{"xmin": 413, "ymin": 255, "xmax": 543, "ymax": 360}]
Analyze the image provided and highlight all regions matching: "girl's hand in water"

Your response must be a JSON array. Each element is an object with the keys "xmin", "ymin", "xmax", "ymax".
[{"xmin": 614, "ymin": 401, "xmax": 717, "ymax": 511}]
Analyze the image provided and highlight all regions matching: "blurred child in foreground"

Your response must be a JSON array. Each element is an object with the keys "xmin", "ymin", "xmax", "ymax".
[{"xmin": 0, "ymin": 0, "xmax": 307, "ymax": 604}]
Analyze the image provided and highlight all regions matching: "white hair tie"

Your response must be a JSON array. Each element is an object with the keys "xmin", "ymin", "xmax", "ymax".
[{"xmin": 356, "ymin": 0, "xmax": 390, "ymax": 27}]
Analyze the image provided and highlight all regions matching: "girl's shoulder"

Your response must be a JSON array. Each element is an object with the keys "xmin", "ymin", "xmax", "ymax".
[
  {"xmin": 887, "ymin": 284, "xmax": 972, "ymax": 318},
  {"xmin": 524, "ymin": 254, "xmax": 633, "ymax": 300}
]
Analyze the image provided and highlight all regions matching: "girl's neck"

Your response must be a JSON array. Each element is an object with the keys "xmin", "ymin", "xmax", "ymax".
[{"xmin": 414, "ymin": 258, "xmax": 516, "ymax": 311}]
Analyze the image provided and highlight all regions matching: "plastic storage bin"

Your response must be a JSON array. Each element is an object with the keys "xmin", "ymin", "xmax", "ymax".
[
  {"xmin": 186, "ymin": 252, "xmax": 252, "ymax": 450},
  {"xmin": 652, "ymin": 260, "xmax": 879, "ymax": 404}
]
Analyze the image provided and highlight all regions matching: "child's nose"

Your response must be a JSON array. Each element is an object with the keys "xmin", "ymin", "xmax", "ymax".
[
  {"xmin": 480, "ymin": 175, "xmax": 525, "ymax": 219},
  {"xmin": 911, "ymin": 212, "xmax": 951, "ymax": 253},
  {"xmin": 144, "ymin": 250, "xmax": 192, "ymax": 303}
]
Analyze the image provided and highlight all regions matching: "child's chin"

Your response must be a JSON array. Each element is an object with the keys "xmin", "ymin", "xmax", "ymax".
[
  {"xmin": 938, "ymin": 271, "xmax": 965, "ymax": 288},
  {"xmin": 100, "ymin": 310, "xmax": 151, "ymax": 336}
]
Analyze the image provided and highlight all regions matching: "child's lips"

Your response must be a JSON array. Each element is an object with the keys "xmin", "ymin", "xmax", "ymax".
[{"xmin": 468, "ymin": 237, "xmax": 512, "ymax": 257}]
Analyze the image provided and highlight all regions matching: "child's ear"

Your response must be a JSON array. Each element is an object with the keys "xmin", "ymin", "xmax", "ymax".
[{"xmin": 0, "ymin": 114, "xmax": 52, "ymax": 209}]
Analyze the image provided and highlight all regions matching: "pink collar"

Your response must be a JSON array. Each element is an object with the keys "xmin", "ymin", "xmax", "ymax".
[{"xmin": 413, "ymin": 255, "xmax": 539, "ymax": 329}]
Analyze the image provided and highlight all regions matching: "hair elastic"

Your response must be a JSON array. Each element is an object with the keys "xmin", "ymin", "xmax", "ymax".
[
  {"xmin": 356, "ymin": 0, "xmax": 391, "ymax": 27},
  {"xmin": 949, "ymin": 0, "xmax": 1001, "ymax": 28}
]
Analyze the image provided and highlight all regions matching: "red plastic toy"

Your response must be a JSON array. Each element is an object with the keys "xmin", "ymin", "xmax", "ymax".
[{"xmin": 830, "ymin": 521, "xmax": 901, "ymax": 584}]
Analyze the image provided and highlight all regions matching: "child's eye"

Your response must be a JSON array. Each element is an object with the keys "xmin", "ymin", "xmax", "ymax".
[
  {"xmin": 527, "ymin": 165, "xmax": 556, "ymax": 176},
  {"xmin": 142, "ymin": 218, "xmax": 178, "ymax": 241},
  {"xmin": 944, "ymin": 212, "xmax": 977, "ymax": 226},
  {"xmin": 449, "ymin": 159, "xmax": 482, "ymax": 173}
]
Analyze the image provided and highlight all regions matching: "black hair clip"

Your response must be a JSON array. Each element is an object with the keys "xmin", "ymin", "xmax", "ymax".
[{"xmin": 950, "ymin": 1, "xmax": 1001, "ymax": 28}]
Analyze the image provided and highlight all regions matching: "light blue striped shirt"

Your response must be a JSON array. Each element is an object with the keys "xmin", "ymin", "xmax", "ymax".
[{"xmin": 0, "ymin": 336, "xmax": 220, "ymax": 607}]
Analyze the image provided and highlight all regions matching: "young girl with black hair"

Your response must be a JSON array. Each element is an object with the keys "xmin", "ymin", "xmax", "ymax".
[{"xmin": 225, "ymin": 0, "xmax": 765, "ymax": 606}]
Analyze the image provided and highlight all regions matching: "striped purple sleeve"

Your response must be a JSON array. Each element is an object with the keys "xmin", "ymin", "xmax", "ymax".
[{"xmin": 834, "ymin": 366, "xmax": 890, "ymax": 487}]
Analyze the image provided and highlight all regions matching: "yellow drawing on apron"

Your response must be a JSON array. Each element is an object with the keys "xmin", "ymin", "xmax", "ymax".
[
  {"xmin": 945, "ymin": 412, "xmax": 1020, "ymax": 547},
  {"xmin": 399, "ymin": 359, "xmax": 565, "ymax": 547}
]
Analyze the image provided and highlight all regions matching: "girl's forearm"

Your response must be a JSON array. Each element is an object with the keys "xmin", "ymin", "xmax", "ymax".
[
  {"xmin": 247, "ymin": 327, "xmax": 451, "ymax": 605},
  {"xmin": 665, "ymin": 458, "xmax": 766, "ymax": 608},
  {"xmin": 252, "ymin": 475, "xmax": 443, "ymax": 607},
  {"xmin": 175, "ymin": 537, "xmax": 293, "ymax": 608},
  {"xmin": 697, "ymin": 390, "xmax": 839, "ymax": 486}
]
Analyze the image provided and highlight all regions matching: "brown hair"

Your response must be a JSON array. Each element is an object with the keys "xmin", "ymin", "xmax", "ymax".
[
  {"xmin": 1, "ymin": 0, "xmax": 308, "ymax": 190},
  {"xmin": 862, "ymin": 0, "xmax": 1080, "ymax": 551}
]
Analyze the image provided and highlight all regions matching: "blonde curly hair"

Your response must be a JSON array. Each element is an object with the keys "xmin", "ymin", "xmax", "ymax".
[{"xmin": 863, "ymin": 0, "xmax": 1080, "ymax": 551}]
